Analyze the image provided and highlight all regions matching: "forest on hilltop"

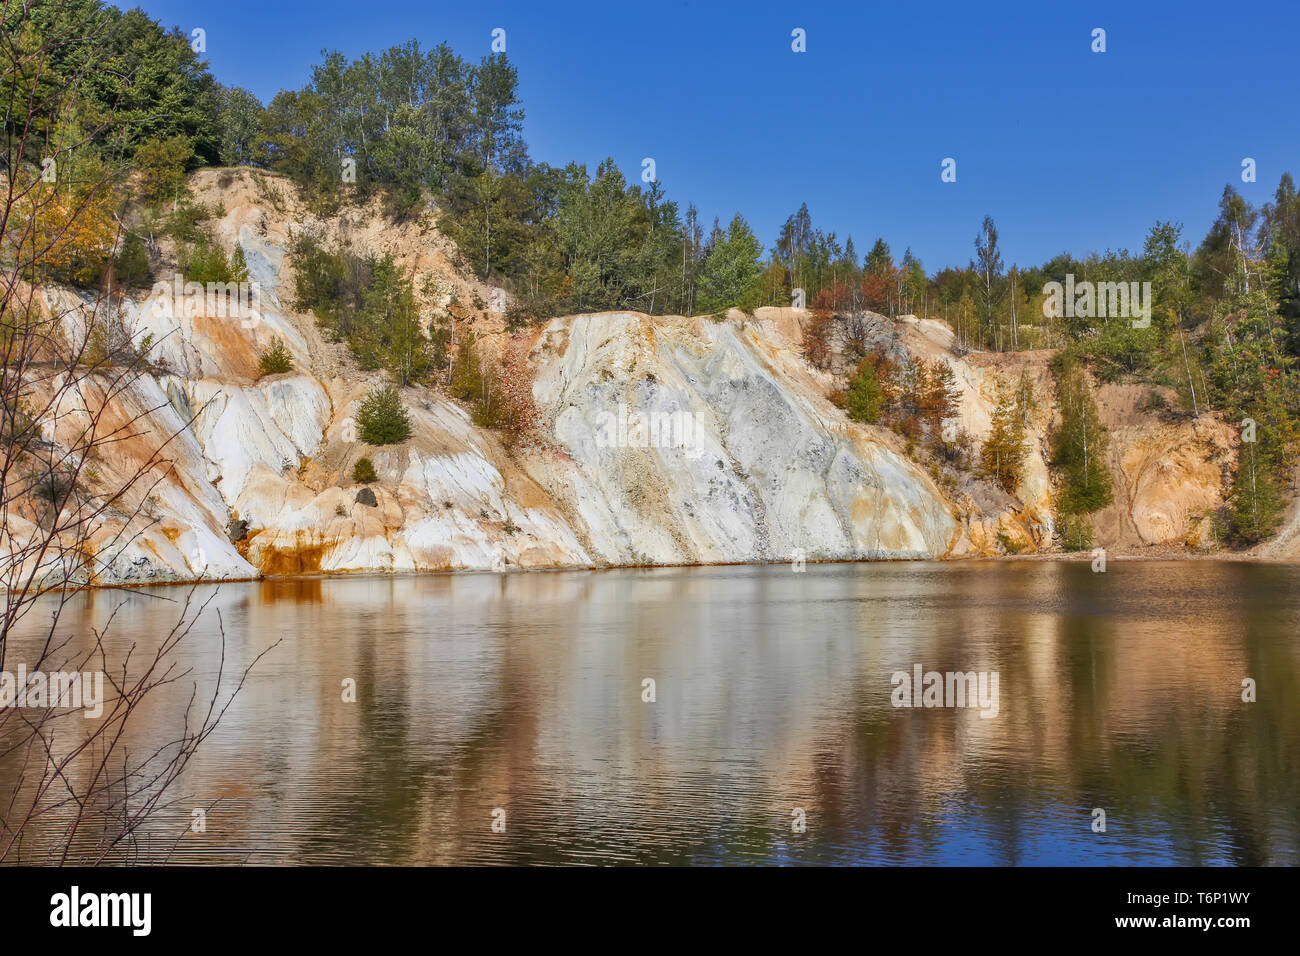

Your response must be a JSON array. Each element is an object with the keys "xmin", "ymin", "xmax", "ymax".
[{"xmin": 4, "ymin": 0, "xmax": 1298, "ymax": 547}]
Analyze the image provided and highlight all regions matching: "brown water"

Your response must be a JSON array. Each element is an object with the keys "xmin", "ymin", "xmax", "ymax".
[{"xmin": 2, "ymin": 560, "xmax": 1297, "ymax": 865}]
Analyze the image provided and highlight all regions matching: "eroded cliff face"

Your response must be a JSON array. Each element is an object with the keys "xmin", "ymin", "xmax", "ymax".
[
  {"xmin": 10, "ymin": 169, "xmax": 1271, "ymax": 587},
  {"xmin": 1092, "ymin": 384, "xmax": 1235, "ymax": 550},
  {"xmin": 528, "ymin": 311, "xmax": 958, "ymax": 564}
]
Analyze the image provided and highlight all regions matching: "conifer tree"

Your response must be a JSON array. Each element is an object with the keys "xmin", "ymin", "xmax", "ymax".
[
  {"xmin": 845, "ymin": 360, "xmax": 883, "ymax": 423},
  {"xmin": 981, "ymin": 387, "xmax": 1027, "ymax": 493},
  {"xmin": 357, "ymin": 384, "xmax": 412, "ymax": 445},
  {"xmin": 1051, "ymin": 363, "xmax": 1113, "ymax": 515}
]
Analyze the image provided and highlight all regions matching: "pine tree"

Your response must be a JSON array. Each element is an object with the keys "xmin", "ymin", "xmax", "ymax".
[
  {"xmin": 697, "ymin": 213, "xmax": 763, "ymax": 313},
  {"xmin": 973, "ymin": 216, "xmax": 1004, "ymax": 350},
  {"xmin": 231, "ymin": 242, "xmax": 250, "ymax": 283},
  {"xmin": 356, "ymin": 384, "xmax": 412, "ymax": 445},
  {"xmin": 115, "ymin": 232, "xmax": 151, "ymax": 288},
  {"xmin": 450, "ymin": 336, "xmax": 484, "ymax": 401},
  {"xmin": 920, "ymin": 359, "xmax": 961, "ymax": 439},
  {"xmin": 1223, "ymin": 436, "xmax": 1286, "ymax": 543},
  {"xmin": 845, "ymin": 360, "xmax": 883, "ymax": 423},
  {"xmin": 1052, "ymin": 364, "xmax": 1113, "ymax": 514},
  {"xmin": 981, "ymin": 387, "xmax": 1027, "ymax": 493}
]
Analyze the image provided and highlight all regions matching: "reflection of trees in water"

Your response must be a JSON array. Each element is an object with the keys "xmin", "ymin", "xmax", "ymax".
[
  {"xmin": 278, "ymin": 563, "xmax": 1300, "ymax": 864},
  {"xmin": 824, "ymin": 563, "xmax": 1300, "ymax": 864},
  {"xmin": 10, "ymin": 563, "xmax": 1296, "ymax": 864}
]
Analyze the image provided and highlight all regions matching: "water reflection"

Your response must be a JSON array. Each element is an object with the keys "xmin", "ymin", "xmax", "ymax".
[{"xmin": 2, "ymin": 561, "xmax": 1297, "ymax": 864}]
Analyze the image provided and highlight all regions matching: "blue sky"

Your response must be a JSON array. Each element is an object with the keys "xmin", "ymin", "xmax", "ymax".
[{"xmin": 137, "ymin": 0, "xmax": 1299, "ymax": 271}]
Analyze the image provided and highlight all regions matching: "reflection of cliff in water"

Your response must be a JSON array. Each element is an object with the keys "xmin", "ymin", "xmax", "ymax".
[{"xmin": 2, "ymin": 561, "xmax": 1296, "ymax": 864}]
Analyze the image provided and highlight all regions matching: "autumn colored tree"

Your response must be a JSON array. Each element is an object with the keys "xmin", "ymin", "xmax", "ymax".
[
  {"xmin": 134, "ymin": 134, "xmax": 194, "ymax": 205},
  {"xmin": 919, "ymin": 359, "xmax": 961, "ymax": 439},
  {"xmin": 981, "ymin": 386, "xmax": 1028, "ymax": 493},
  {"xmin": 860, "ymin": 264, "xmax": 893, "ymax": 313},
  {"xmin": 802, "ymin": 308, "xmax": 833, "ymax": 369},
  {"xmin": 11, "ymin": 174, "xmax": 118, "ymax": 287}
]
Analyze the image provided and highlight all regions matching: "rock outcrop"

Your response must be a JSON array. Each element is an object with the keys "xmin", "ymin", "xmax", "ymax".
[{"xmin": 8, "ymin": 168, "xmax": 1275, "ymax": 586}]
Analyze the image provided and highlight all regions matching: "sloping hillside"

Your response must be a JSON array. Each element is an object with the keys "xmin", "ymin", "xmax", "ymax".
[{"xmin": 12, "ymin": 169, "xmax": 1272, "ymax": 585}]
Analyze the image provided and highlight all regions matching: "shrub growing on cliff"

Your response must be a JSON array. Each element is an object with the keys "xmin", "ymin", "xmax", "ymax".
[
  {"xmin": 289, "ymin": 236, "xmax": 432, "ymax": 384},
  {"xmin": 920, "ymin": 360, "xmax": 962, "ymax": 438},
  {"xmin": 30, "ymin": 463, "xmax": 78, "ymax": 508},
  {"xmin": 289, "ymin": 232, "xmax": 368, "ymax": 335},
  {"xmin": 355, "ymin": 256, "xmax": 432, "ymax": 385},
  {"xmin": 450, "ymin": 335, "xmax": 488, "ymax": 404},
  {"xmin": 1058, "ymin": 512, "xmax": 1095, "ymax": 552},
  {"xmin": 356, "ymin": 384, "xmax": 412, "ymax": 445},
  {"xmin": 802, "ymin": 311, "xmax": 833, "ymax": 369},
  {"xmin": 258, "ymin": 338, "xmax": 294, "ymax": 376},
  {"xmin": 230, "ymin": 242, "xmax": 250, "ymax": 283},
  {"xmin": 115, "ymin": 232, "xmax": 152, "ymax": 288},
  {"xmin": 845, "ymin": 360, "xmax": 883, "ymax": 423},
  {"xmin": 351, "ymin": 457, "xmax": 377, "ymax": 483},
  {"xmin": 178, "ymin": 236, "xmax": 237, "ymax": 284},
  {"xmin": 1051, "ymin": 360, "xmax": 1113, "ymax": 515},
  {"xmin": 449, "ymin": 336, "xmax": 512, "ymax": 430}
]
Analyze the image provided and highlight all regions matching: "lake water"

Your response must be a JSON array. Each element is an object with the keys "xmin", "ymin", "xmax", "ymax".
[{"xmin": 2, "ymin": 560, "xmax": 1297, "ymax": 865}]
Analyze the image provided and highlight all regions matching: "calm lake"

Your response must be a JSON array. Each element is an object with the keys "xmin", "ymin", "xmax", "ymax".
[{"xmin": 3, "ymin": 560, "xmax": 1298, "ymax": 865}]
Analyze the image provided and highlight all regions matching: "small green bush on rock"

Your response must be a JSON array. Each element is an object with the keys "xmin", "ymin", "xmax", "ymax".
[
  {"xmin": 351, "ymin": 457, "xmax": 377, "ymax": 483},
  {"xmin": 258, "ymin": 338, "xmax": 294, "ymax": 376}
]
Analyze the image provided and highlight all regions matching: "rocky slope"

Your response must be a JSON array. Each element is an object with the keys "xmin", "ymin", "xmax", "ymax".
[{"xmin": 12, "ymin": 169, "xmax": 1280, "ymax": 586}]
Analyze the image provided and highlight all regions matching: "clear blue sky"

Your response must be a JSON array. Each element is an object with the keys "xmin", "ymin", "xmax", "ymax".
[{"xmin": 137, "ymin": 0, "xmax": 1299, "ymax": 271}]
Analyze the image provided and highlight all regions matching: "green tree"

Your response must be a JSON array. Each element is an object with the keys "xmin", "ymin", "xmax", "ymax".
[
  {"xmin": 115, "ymin": 232, "xmax": 151, "ymax": 288},
  {"xmin": 864, "ymin": 237, "xmax": 892, "ymax": 274},
  {"xmin": 1223, "ymin": 436, "xmax": 1286, "ymax": 544},
  {"xmin": 441, "ymin": 168, "xmax": 529, "ymax": 279},
  {"xmin": 353, "ymin": 256, "xmax": 431, "ymax": 384},
  {"xmin": 972, "ymin": 215, "xmax": 1004, "ymax": 349},
  {"xmin": 469, "ymin": 52, "xmax": 527, "ymax": 174},
  {"xmin": 450, "ymin": 335, "xmax": 484, "ymax": 401},
  {"xmin": 230, "ymin": 242, "xmax": 250, "ymax": 283},
  {"xmin": 356, "ymin": 384, "xmax": 412, "ymax": 445},
  {"xmin": 216, "ymin": 85, "xmax": 265, "ymax": 166},
  {"xmin": 179, "ymin": 236, "xmax": 234, "ymax": 284},
  {"xmin": 351, "ymin": 457, "xmax": 378, "ymax": 483},
  {"xmin": 1260, "ymin": 173, "xmax": 1300, "ymax": 356},
  {"xmin": 845, "ymin": 360, "xmax": 883, "ymax": 423},
  {"xmin": 258, "ymin": 338, "xmax": 293, "ymax": 377},
  {"xmin": 1051, "ymin": 361, "xmax": 1113, "ymax": 515},
  {"xmin": 697, "ymin": 213, "xmax": 763, "ymax": 313},
  {"xmin": 552, "ymin": 159, "xmax": 643, "ymax": 311}
]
